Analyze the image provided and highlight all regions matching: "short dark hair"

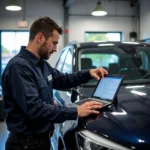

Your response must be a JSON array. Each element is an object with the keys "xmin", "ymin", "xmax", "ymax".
[{"xmin": 29, "ymin": 16, "xmax": 63, "ymax": 41}]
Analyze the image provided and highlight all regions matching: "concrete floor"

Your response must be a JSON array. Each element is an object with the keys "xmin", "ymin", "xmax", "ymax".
[{"xmin": 0, "ymin": 121, "xmax": 8, "ymax": 150}]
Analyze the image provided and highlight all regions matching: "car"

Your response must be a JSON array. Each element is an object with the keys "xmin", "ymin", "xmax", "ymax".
[{"xmin": 50, "ymin": 41, "xmax": 150, "ymax": 150}]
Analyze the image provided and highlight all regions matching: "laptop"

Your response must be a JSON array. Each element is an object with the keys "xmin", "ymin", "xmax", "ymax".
[{"xmin": 80, "ymin": 74, "xmax": 124, "ymax": 109}]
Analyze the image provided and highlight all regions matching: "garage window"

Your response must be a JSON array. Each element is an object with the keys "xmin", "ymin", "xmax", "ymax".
[
  {"xmin": 1, "ymin": 31, "xmax": 29, "ymax": 75},
  {"xmin": 85, "ymin": 32, "xmax": 122, "ymax": 42}
]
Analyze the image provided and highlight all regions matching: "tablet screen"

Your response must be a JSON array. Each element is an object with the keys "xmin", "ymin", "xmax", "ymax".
[{"xmin": 93, "ymin": 76, "xmax": 123, "ymax": 101}]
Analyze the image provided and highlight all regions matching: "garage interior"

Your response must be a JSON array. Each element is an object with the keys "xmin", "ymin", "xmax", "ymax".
[{"xmin": 0, "ymin": 0, "xmax": 150, "ymax": 149}]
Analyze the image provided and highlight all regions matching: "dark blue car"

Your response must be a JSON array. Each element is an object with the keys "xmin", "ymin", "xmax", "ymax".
[{"xmin": 51, "ymin": 41, "xmax": 150, "ymax": 150}]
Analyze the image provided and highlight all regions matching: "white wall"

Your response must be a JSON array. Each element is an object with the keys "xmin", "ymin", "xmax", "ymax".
[
  {"xmin": 69, "ymin": 0, "xmax": 136, "ymax": 42},
  {"xmin": 0, "ymin": 0, "xmax": 64, "ymax": 67},
  {"xmin": 0, "ymin": 0, "xmax": 136, "ymax": 66},
  {"xmin": 69, "ymin": 16, "xmax": 133, "ymax": 42},
  {"xmin": 0, "ymin": 0, "xmax": 64, "ymax": 30},
  {"xmin": 140, "ymin": 0, "xmax": 150, "ymax": 40}
]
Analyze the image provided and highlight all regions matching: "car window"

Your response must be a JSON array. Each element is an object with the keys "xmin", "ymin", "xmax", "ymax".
[
  {"xmin": 80, "ymin": 53, "xmax": 118, "ymax": 71},
  {"xmin": 55, "ymin": 48, "xmax": 68, "ymax": 71},
  {"xmin": 78, "ymin": 46, "xmax": 150, "ymax": 85},
  {"xmin": 137, "ymin": 50, "xmax": 149, "ymax": 71},
  {"xmin": 62, "ymin": 49, "xmax": 73, "ymax": 73}
]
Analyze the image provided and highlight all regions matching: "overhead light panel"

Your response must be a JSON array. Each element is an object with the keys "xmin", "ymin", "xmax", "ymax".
[
  {"xmin": 92, "ymin": 0, "xmax": 107, "ymax": 16},
  {"xmin": 6, "ymin": 0, "xmax": 22, "ymax": 11}
]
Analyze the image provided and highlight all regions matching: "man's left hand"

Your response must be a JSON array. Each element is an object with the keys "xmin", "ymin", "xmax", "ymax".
[{"xmin": 89, "ymin": 67, "xmax": 108, "ymax": 80}]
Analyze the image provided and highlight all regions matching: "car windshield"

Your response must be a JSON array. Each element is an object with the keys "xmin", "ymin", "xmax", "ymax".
[{"xmin": 78, "ymin": 45, "xmax": 150, "ymax": 85}]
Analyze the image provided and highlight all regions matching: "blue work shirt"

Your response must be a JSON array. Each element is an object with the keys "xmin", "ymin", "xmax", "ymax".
[{"xmin": 2, "ymin": 46, "xmax": 92, "ymax": 134}]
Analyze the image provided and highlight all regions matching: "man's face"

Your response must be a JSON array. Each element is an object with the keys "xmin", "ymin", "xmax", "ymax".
[{"xmin": 38, "ymin": 30, "xmax": 59, "ymax": 60}]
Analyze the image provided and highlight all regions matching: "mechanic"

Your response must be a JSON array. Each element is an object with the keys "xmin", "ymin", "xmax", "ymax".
[{"xmin": 2, "ymin": 16, "xmax": 108, "ymax": 150}]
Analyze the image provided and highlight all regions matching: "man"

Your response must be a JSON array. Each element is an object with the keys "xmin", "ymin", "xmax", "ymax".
[{"xmin": 2, "ymin": 17, "xmax": 108, "ymax": 150}]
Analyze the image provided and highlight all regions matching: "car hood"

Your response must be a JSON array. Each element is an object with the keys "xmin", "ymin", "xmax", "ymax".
[{"xmin": 79, "ymin": 84, "xmax": 150, "ymax": 149}]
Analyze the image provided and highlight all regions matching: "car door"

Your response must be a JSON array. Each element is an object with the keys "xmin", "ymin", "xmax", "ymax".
[
  {"xmin": 51, "ymin": 47, "xmax": 70, "ymax": 150},
  {"xmin": 53, "ymin": 46, "xmax": 74, "ymax": 106},
  {"xmin": 51, "ymin": 47, "xmax": 74, "ymax": 150}
]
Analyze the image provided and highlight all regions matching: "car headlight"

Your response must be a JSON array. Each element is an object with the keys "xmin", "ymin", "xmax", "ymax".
[{"xmin": 75, "ymin": 130, "xmax": 133, "ymax": 150}]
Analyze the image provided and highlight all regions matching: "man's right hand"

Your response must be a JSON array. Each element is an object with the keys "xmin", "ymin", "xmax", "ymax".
[{"xmin": 77, "ymin": 101, "xmax": 103, "ymax": 117}]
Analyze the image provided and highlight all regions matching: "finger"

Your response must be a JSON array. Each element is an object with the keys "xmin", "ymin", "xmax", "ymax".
[
  {"xmin": 83, "ymin": 101, "xmax": 103, "ymax": 109},
  {"xmin": 104, "ymin": 69, "xmax": 108, "ymax": 74},
  {"xmin": 83, "ymin": 102, "xmax": 90, "ymax": 107},
  {"xmin": 101, "ymin": 68, "xmax": 108, "ymax": 74},
  {"xmin": 92, "ymin": 110, "xmax": 100, "ymax": 114},
  {"xmin": 88, "ymin": 109, "xmax": 100, "ymax": 114},
  {"xmin": 84, "ymin": 101, "xmax": 103, "ymax": 109},
  {"xmin": 92, "ymin": 73, "xmax": 100, "ymax": 80},
  {"xmin": 87, "ymin": 105, "xmax": 102, "ymax": 109},
  {"xmin": 89, "ymin": 101, "xmax": 103, "ymax": 106},
  {"xmin": 81, "ymin": 102, "xmax": 88, "ymax": 107},
  {"xmin": 87, "ymin": 104, "xmax": 103, "ymax": 109},
  {"xmin": 99, "ymin": 67, "xmax": 109, "ymax": 78},
  {"xmin": 99, "ymin": 68, "xmax": 104, "ymax": 78}
]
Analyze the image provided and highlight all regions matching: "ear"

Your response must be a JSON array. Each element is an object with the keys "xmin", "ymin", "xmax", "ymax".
[{"xmin": 36, "ymin": 32, "xmax": 45, "ymax": 44}]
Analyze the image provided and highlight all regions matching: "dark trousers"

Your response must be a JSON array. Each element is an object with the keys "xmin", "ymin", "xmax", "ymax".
[{"xmin": 5, "ymin": 132, "xmax": 50, "ymax": 150}]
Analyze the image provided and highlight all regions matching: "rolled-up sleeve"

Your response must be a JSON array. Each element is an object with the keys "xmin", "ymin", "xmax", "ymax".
[{"xmin": 7, "ymin": 63, "xmax": 78, "ymax": 123}]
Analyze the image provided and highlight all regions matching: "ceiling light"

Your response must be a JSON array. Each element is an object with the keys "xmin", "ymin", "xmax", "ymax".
[
  {"xmin": 6, "ymin": 0, "xmax": 22, "ymax": 11},
  {"xmin": 92, "ymin": 0, "xmax": 107, "ymax": 16}
]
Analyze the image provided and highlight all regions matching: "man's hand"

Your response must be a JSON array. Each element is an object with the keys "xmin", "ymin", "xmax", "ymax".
[
  {"xmin": 77, "ymin": 101, "xmax": 103, "ymax": 117},
  {"xmin": 89, "ymin": 67, "xmax": 108, "ymax": 80}
]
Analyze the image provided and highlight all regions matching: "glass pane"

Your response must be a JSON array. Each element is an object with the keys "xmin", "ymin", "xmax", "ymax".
[
  {"xmin": 85, "ymin": 32, "xmax": 121, "ymax": 42},
  {"xmin": 1, "ymin": 32, "xmax": 15, "ymax": 74},
  {"xmin": 62, "ymin": 50, "xmax": 73, "ymax": 73},
  {"xmin": 81, "ymin": 54, "xmax": 118, "ymax": 70},
  {"xmin": 79, "ymin": 46, "xmax": 150, "ymax": 85},
  {"xmin": 16, "ymin": 32, "xmax": 29, "ymax": 53},
  {"xmin": 1, "ymin": 31, "xmax": 29, "ymax": 74},
  {"xmin": 55, "ymin": 49, "xmax": 68, "ymax": 71}
]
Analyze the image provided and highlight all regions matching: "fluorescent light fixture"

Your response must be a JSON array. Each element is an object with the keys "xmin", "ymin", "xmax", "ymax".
[
  {"xmin": 98, "ymin": 43, "xmax": 115, "ymax": 46},
  {"xmin": 131, "ymin": 90, "xmax": 147, "ymax": 96},
  {"xmin": 125, "ymin": 85, "xmax": 145, "ymax": 89},
  {"xmin": 92, "ymin": 0, "xmax": 107, "ymax": 16},
  {"xmin": 6, "ymin": 0, "xmax": 22, "ymax": 11}
]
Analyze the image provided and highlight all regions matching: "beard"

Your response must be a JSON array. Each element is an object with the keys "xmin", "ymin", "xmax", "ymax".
[{"xmin": 38, "ymin": 41, "xmax": 51, "ymax": 60}]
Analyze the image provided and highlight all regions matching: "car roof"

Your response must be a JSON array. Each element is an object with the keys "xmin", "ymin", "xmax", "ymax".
[{"xmin": 66, "ymin": 41, "xmax": 150, "ymax": 50}]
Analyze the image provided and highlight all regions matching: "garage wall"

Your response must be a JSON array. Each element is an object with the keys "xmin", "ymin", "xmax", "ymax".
[
  {"xmin": 140, "ymin": 0, "xmax": 150, "ymax": 40},
  {"xmin": 0, "ymin": 0, "xmax": 136, "ymax": 67},
  {"xmin": 0, "ymin": 0, "xmax": 64, "ymax": 67},
  {"xmin": 69, "ymin": 0, "xmax": 136, "ymax": 42}
]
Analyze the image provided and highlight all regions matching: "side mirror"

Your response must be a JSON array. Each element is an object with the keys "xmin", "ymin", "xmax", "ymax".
[
  {"xmin": 71, "ymin": 88, "xmax": 79, "ymax": 103},
  {"xmin": 56, "ymin": 88, "xmax": 79, "ymax": 103}
]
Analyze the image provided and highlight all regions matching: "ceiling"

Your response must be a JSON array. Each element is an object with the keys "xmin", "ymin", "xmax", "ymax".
[{"xmin": 63, "ymin": 0, "xmax": 139, "ymax": 8}]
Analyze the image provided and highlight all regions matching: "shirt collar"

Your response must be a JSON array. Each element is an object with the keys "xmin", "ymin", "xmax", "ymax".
[{"xmin": 19, "ymin": 46, "xmax": 41, "ymax": 65}]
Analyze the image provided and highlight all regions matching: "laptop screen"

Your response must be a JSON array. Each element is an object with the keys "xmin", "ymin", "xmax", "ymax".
[{"xmin": 93, "ymin": 76, "xmax": 123, "ymax": 101}]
